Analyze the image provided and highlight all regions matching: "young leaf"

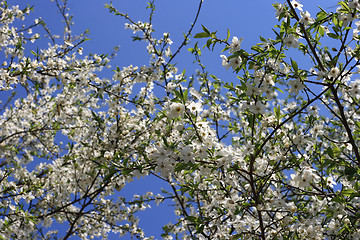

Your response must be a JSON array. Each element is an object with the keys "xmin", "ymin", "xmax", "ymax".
[{"xmin": 194, "ymin": 32, "xmax": 210, "ymax": 38}]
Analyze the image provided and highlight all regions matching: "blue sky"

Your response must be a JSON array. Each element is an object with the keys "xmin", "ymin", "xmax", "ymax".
[
  {"xmin": 7, "ymin": 0, "xmax": 340, "ymax": 238},
  {"xmin": 18, "ymin": 0, "xmax": 339, "ymax": 82}
]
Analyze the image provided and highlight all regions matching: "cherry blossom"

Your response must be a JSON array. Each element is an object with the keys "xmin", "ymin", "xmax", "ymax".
[
  {"xmin": 291, "ymin": 0, "xmax": 303, "ymax": 11},
  {"xmin": 229, "ymin": 36, "xmax": 243, "ymax": 53},
  {"xmin": 288, "ymin": 78, "xmax": 305, "ymax": 95},
  {"xmin": 300, "ymin": 11, "xmax": 315, "ymax": 26},
  {"xmin": 1, "ymin": 0, "xmax": 360, "ymax": 239}
]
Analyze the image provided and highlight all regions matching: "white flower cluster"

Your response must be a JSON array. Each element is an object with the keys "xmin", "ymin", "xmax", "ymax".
[{"xmin": 1, "ymin": 0, "xmax": 360, "ymax": 239}]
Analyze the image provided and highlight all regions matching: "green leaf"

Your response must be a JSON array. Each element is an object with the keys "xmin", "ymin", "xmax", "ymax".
[
  {"xmin": 339, "ymin": 1, "xmax": 350, "ymax": 12},
  {"xmin": 162, "ymin": 136, "xmax": 169, "ymax": 147},
  {"xmin": 173, "ymin": 89, "xmax": 183, "ymax": 100},
  {"xmin": 251, "ymin": 45, "xmax": 263, "ymax": 53},
  {"xmin": 210, "ymin": 74, "xmax": 219, "ymax": 80},
  {"xmin": 316, "ymin": 11, "xmax": 327, "ymax": 21},
  {"xmin": 274, "ymin": 106, "xmax": 281, "ymax": 119},
  {"xmin": 196, "ymin": 224, "xmax": 204, "ymax": 233},
  {"xmin": 332, "ymin": 196, "xmax": 345, "ymax": 203},
  {"xmin": 344, "ymin": 165, "xmax": 357, "ymax": 180},
  {"xmin": 326, "ymin": 147, "xmax": 334, "ymax": 158},
  {"xmin": 342, "ymin": 188, "xmax": 356, "ymax": 197},
  {"xmin": 327, "ymin": 33, "xmax": 342, "ymax": 39},
  {"xmin": 194, "ymin": 32, "xmax": 210, "ymax": 38},
  {"xmin": 332, "ymin": 14, "xmax": 339, "ymax": 27},
  {"xmin": 122, "ymin": 168, "xmax": 133, "ymax": 175},
  {"xmin": 123, "ymin": 156, "xmax": 129, "ymax": 167},
  {"xmin": 187, "ymin": 216, "xmax": 197, "ymax": 223},
  {"xmin": 183, "ymin": 89, "xmax": 188, "ymax": 102},
  {"xmin": 175, "ymin": 162, "xmax": 188, "ymax": 172},
  {"xmin": 103, "ymin": 167, "xmax": 117, "ymax": 183},
  {"xmin": 318, "ymin": 26, "xmax": 325, "ymax": 37},
  {"xmin": 274, "ymin": 86, "xmax": 284, "ymax": 93},
  {"xmin": 201, "ymin": 25, "xmax": 210, "ymax": 34},
  {"xmin": 206, "ymin": 38, "xmax": 213, "ymax": 50},
  {"xmin": 291, "ymin": 58, "xmax": 298, "ymax": 73}
]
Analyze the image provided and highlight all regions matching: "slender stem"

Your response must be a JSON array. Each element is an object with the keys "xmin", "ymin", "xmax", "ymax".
[
  {"xmin": 286, "ymin": 0, "xmax": 325, "ymax": 71},
  {"xmin": 330, "ymin": 85, "xmax": 360, "ymax": 164},
  {"xmin": 166, "ymin": 0, "xmax": 204, "ymax": 66},
  {"xmin": 248, "ymin": 155, "xmax": 266, "ymax": 240}
]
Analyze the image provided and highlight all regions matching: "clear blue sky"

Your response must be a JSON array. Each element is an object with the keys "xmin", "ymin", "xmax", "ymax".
[{"xmin": 7, "ymin": 0, "xmax": 339, "ymax": 238}]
